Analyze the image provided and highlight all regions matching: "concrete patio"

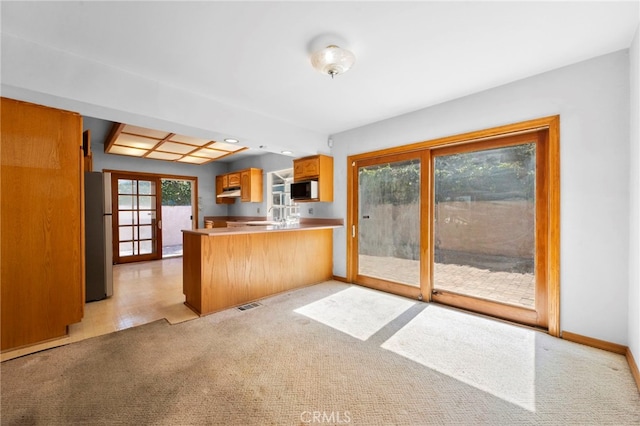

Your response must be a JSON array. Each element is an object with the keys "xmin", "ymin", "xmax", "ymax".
[{"xmin": 359, "ymin": 254, "xmax": 535, "ymax": 308}]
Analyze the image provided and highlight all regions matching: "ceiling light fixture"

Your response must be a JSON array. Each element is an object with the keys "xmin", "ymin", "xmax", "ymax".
[
  {"xmin": 281, "ymin": 150, "xmax": 293, "ymax": 155},
  {"xmin": 310, "ymin": 44, "xmax": 355, "ymax": 79},
  {"xmin": 224, "ymin": 138, "xmax": 239, "ymax": 144}
]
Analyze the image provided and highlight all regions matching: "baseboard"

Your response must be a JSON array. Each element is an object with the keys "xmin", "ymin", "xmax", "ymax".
[
  {"xmin": 626, "ymin": 348, "xmax": 640, "ymax": 392},
  {"xmin": 561, "ymin": 331, "xmax": 627, "ymax": 355},
  {"xmin": 332, "ymin": 275, "xmax": 349, "ymax": 283},
  {"xmin": 562, "ymin": 331, "xmax": 640, "ymax": 391}
]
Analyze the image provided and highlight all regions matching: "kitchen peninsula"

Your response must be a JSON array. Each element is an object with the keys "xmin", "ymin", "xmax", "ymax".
[{"xmin": 182, "ymin": 221, "xmax": 341, "ymax": 316}]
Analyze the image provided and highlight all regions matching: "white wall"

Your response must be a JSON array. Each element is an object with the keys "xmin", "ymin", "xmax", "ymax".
[
  {"xmin": 628, "ymin": 26, "xmax": 640, "ymax": 363},
  {"xmin": 329, "ymin": 50, "xmax": 631, "ymax": 345}
]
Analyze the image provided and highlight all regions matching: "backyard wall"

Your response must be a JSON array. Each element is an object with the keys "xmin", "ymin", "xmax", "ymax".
[
  {"xmin": 161, "ymin": 206, "xmax": 193, "ymax": 246},
  {"xmin": 359, "ymin": 201, "xmax": 533, "ymax": 263}
]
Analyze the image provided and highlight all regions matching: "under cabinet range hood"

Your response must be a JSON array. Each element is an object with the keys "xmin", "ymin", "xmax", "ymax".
[{"xmin": 217, "ymin": 187, "xmax": 241, "ymax": 198}]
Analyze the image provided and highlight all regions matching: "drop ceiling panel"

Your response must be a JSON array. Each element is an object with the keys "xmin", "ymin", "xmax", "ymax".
[
  {"xmin": 109, "ymin": 145, "xmax": 147, "ymax": 157},
  {"xmin": 169, "ymin": 134, "xmax": 211, "ymax": 146},
  {"xmin": 209, "ymin": 141, "xmax": 244, "ymax": 152},
  {"xmin": 191, "ymin": 148, "xmax": 228, "ymax": 159},
  {"xmin": 121, "ymin": 124, "xmax": 170, "ymax": 140},
  {"xmin": 156, "ymin": 141, "xmax": 197, "ymax": 154},
  {"xmin": 105, "ymin": 122, "xmax": 248, "ymax": 164},
  {"xmin": 116, "ymin": 134, "xmax": 161, "ymax": 150},
  {"xmin": 145, "ymin": 151, "xmax": 183, "ymax": 161},
  {"xmin": 178, "ymin": 156, "xmax": 210, "ymax": 164}
]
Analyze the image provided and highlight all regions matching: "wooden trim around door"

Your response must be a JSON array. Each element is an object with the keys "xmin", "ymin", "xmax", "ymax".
[{"xmin": 347, "ymin": 116, "xmax": 560, "ymax": 336}]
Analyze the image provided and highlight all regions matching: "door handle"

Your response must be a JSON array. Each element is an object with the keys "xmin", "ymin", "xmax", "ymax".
[{"xmin": 157, "ymin": 220, "xmax": 162, "ymax": 230}]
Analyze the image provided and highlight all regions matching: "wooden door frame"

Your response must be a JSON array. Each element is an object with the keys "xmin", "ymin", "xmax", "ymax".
[
  {"xmin": 348, "ymin": 151, "xmax": 425, "ymax": 300},
  {"xmin": 110, "ymin": 172, "xmax": 163, "ymax": 264},
  {"xmin": 347, "ymin": 116, "xmax": 560, "ymax": 336},
  {"xmin": 106, "ymin": 170, "xmax": 199, "ymax": 264}
]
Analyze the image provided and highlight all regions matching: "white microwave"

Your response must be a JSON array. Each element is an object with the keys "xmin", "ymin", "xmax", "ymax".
[{"xmin": 290, "ymin": 180, "xmax": 318, "ymax": 201}]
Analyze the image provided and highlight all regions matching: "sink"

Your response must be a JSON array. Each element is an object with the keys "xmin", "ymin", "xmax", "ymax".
[{"xmin": 245, "ymin": 221, "xmax": 281, "ymax": 226}]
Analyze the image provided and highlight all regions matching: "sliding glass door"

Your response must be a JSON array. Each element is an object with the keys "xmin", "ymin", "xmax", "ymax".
[
  {"xmin": 431, "ymin": 132, "xmax": 548, "ymax": 327},
  {"xmin": 351, "ymin": 152, "xmax": 425, "ymax": 298},
  {"xmin": 348, "ymin": 117, "xmax": 559, "ymax": 332}
]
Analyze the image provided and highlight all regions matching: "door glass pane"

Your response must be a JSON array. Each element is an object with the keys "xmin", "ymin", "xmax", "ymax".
[
  {"xmin": 139, "ymin": 211, "xmax": 153, "ymax": 225},
  {"xmin": 119, "ymin": 226, "xmax": 133, "ymax": 241},
  {"xmin": 119, "ymin": 179, "xmax": 135, "ymax": 194},
  {"xmin": 118, "ymin": 195, "xmax": 135, "ymax": 209},
  {"xmin": 139, "ymin": 225, "xmax": 152, "ymax": 240},
  {"xmin": 139, "ymin": 195, "xmax": 155, "ymax": 209},
  {"xmin": 119, "ymin": 211, "xmax": 136, "ymax": 225},
  {"xmin": 119, "ymin": 242, "xmax": 134, "ymax": 257},
  {"xmin": 138, "ymin": 181, "xmax": 155, "ymax": 195},
  {"xmin": 358, "ymin": 159, "xmax": 420, "ymax": 286},
  {"xmin": 433, "ymin": 143, "xmax": 536, "ymax": 308},
  {"xmin": 139, "ymin": 240, "xmax": 152, "ymax": 255}
]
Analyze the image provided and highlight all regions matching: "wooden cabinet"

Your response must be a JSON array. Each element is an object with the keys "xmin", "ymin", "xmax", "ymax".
[
  {"xmin": 293, "ymin": 154, "xmax": 333, "ymax": 202},
  {"xmin": 294, "ymin": 157, "xmax": 321, "ymax": 180},
  {"xmin": 227, "ymin": 172, "xmax": 241, "ymax": 188},
  {"xmin": 1, "ymin": 97, "xmax": 84, "ymax": 351},
  {"xmin": 216, "ymin": 175, "xmax": 234, "ymax": 205},
  {"xmin": 240, "ymin": 168, "xmax": 263, "ymax": 202},
  {"xmin": 216, "ymin": 168, "xmax": 263, "ymax": 203}
]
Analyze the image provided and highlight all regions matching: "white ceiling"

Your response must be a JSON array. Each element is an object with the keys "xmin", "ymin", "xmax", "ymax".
[{"xmin": 2, "ymin": 1, "xmax": 639, "ymax": 157}]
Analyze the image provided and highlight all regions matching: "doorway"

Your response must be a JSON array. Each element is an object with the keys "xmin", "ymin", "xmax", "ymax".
[
  {"xmin": 351, "ymin": 152, "xmax": 425, "ymax": 299},
  {"xmin": 161, "ymin": 178, "xmax": 196, "ymax": 258},
  {"xmin": 111, "ymin": 173, "xmax": 163, "ymax": 264},
  {"xmin": 348, "ymin": 116, "xmax": 560, "ymax": 333},
  {"xmin": 109, "ymin": 171, "xmax": 198, "ymax": 264}
]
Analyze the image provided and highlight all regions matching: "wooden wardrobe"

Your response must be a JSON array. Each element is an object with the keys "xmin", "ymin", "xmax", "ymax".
[{"xmin": 1, "ymin": 97, "xmax": 85, "ymax": 351}]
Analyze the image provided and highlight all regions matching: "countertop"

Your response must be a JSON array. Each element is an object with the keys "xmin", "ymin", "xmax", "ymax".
[{"xmin": 182, "ymin": 222, "xmax": 342, "ymax": 237}]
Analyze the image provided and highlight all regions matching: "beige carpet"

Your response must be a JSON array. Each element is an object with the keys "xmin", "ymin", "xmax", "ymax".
[{"xmin": 2, "ymin": 282, "xmax": 639, "ymax": 425}]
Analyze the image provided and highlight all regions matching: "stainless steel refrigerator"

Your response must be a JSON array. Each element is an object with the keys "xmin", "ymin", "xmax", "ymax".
[{"xmin": 84, "ymin": 171, "xmax": 114, "ymax": 302}]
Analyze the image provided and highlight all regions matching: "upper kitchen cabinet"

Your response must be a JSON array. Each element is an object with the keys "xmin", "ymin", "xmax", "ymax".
[
  {"xmin": 240, "ymin": 168, "xmax": 263, "ymax": 203},
  {"xmin": 293, "ymin": 154, "xmax": 333, "ymax": 202},
  {"xmin": 216, "ymin": 175, "xmax": 234, "ymax": 205},
  {"xmin": 1, "ymin": 97, "xmax": 85, "ymax": 351},
  {"xmin": 216, "ymin": 168, "xmax": 263, "ymax": 203}
]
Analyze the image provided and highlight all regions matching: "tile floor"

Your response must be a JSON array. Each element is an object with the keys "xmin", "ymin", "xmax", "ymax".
[{"xmin": 1, "ymin": 257, "xmax": 198, "ymax": 362}]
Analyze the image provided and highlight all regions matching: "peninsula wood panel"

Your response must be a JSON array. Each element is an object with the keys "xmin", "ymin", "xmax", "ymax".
[
  {"xmin": 1, "ymin": 97, "xmax": 84, "ymax": 351},
  {"xmin": 183, "ymin": 229, "xmax": 332, "ymax": 315}
]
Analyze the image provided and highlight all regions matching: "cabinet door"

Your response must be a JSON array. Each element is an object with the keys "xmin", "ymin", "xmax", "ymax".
[
  {"xmin": 216, "ymin": 175, "xmax": 233, "ymax": 205},
  {"xmin": 240, "ymin": 169, "xmax": 263, "ymax": 203},
  {"xmin": 1, "ymin": 98, "xmax": 84, "ymax": 351},
  {"xmin": 294, "ymin": 158, "xmax": 320, "ymax": 180},
  {"xmin": 222, "ymin": 174, "xmax": 229, "ymax": 189},
  {"xmin": 240, "ymin": 170, "xmax": 251, "ymax": 202},
  {"xmin": 228, "ymin": 172, "xmax": 241, "ymax": 187}
]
